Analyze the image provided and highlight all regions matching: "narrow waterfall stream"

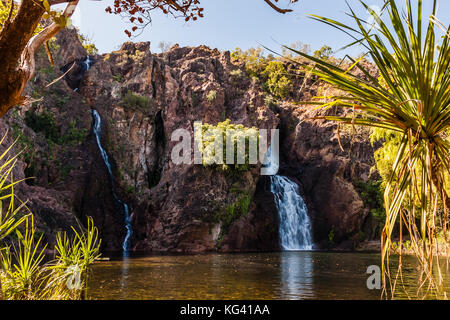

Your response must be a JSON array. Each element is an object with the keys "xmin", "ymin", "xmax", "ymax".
[
  {"xmin": 264, "ymin": 146, "xmax": 313, "ymax": 251},
  {"xmin": 92, "ymin": 109, "xmax": 133, "ymax": 254},
  {"xmin": 83, "ymin": 55, "xmax": 92, "ymax": 72}
]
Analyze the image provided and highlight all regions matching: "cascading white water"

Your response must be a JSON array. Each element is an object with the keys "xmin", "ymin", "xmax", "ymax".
[
  {"xmin": 84, "ymin": 55, "xmax": 92, "ymax": 71},
  {"xmin": 271, "ymin": 176, "xmax": 313, "ymax": 250},
  {"xmin": 264, "ymin": 146, "xmax": 313, "ymax": 251},
  {"xmin": 92, "ymin": 109, "xmax": 133, "ymax": 254}
]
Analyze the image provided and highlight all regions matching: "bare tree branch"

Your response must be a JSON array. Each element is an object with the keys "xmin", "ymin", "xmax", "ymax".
[
  {"xmin": 263, "ymin": 0, "xmax": 293, "ymax": 14},
  {"xmin": 6, "ymin": 0, "xmax": 14, "ymax": 23},
  {"xmin": 45, "ymin": 61, "xmax": 76, "ymax": 88},
  {"xmin": 23, "ymin": 0, "xmax": 79, "ymax": 81},
  {"xmin": 49, "ymin": 0, "xmax": 72, "ymax": 5}
]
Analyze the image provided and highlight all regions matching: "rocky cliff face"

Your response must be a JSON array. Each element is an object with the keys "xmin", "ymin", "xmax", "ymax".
[{"xmin": 1, "ymin": 29, "xmax": 380, "ymax": 253}]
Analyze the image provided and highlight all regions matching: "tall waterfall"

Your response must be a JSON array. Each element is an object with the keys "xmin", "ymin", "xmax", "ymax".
[
  {"xmin": 264, "ymin": 146, "xmax": 313, "ymax": 251},
  {"xmin": 92, "ymin": 110, "xmax": 133, "ymax": 254}
]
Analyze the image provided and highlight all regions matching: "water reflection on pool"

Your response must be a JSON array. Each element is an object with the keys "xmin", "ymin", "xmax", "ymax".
[{"xmin": 87, "ymin": 251, "xmax": 449, "ymax": 300}]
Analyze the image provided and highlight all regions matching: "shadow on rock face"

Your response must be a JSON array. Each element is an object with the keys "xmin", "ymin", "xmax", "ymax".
[{"xmin": 61, "ymin": 56, "xmax": 95, "ymax": 91}]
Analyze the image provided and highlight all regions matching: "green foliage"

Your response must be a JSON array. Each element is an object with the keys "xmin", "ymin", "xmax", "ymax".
[
  {"xmin": 61, "ymin": 120, "xmax": 87, "ymax": 146},
  {"xmin": 236, "ymin": 193, "xmax": 251, "ymax": 216},
  {"xmin": 122, "ymin": 91, "xmax": 150, "ymax": 110},
  {"xmin": 25, "ymin": 111, "xmax": 86, "ymax": 148},
  {"xmin": 328, "ymin": 226, "xmax": 335, "ymax": 247},
  {"xmin": 354, "ymin": 179, "xmax": 384, "ymax": 209},
  {"xmin": 0, "ymin": 138, "xmax": 101, "ymax": 300},
  {"xmin": 195, "ymin": 119, "xmax": 259, "ymax": 172},
  {"xmin": 369, "ymin": 128, "xmax": 403, "ymax": 189},
  {"xmin": 40, "ymin": 65, "xmax": 54, "ymax": 76},
  {"xmin": 370, "ymin": 127, "xmax": 449, "ymax": 224},
  {"xmin": 128, "ymin": 50, "xmax": 146, "ymax": 63},
  {"xmin": 60, "ymin": 165, "xmax": 73, "ymax": 180},
  {"xmin": 10, "ymin": 123, "xmax": 34, "ymax": 168},
  {"xmin": 0, "ymin": 1, "xmax": 15, "ymax": 28},
  {"xmin": 21, "ymin": 111, "xmax": 86, "ymax": 182},
  {"xmin": 125, "ymin": 185, "xmax": 135, "ymax": 195},
  {"xmin": 293, "ymin": 0, "xmax": 450, "ymax": 296},
  {"xmin": 231, "ymin": 47, "xmax": 269, "ymax": 79},
  {"xmin": 1, "ymin": 216, "xmax": 101, "ymax": 300},
  {"xmin": 206, "ymin": 90, "xmax": 217, "ymax": 103},
  {"xmin": 0, "ymin": 135, "xmax": 29, "ymax": 243},
  {"xmin": 0, "ymin": 217, "xmax": 46, "ymax": 300},
  {"xmin": 25, "ymin": 111, "xmax": 60, "ymax": 144},
  {"xmin": 47, "ymin": 38, "xmax": 60, "ymax": 52},
  {"xmin": 41, "ymin": 0, "xmax": 69, "ymax": 28},
  {"xmin": 229, "ymin": 69, "xmax": 243, "ymax": 79},
  {"xmin": 231, "ymin": 48, "xmax": 291, "ymax": 99},
  {"xmin": 0, "ymin": 2, "xmax": 43, "ymax": 34},
  {"xmin": 112, "ymin": 74, "xmax": 123, "ymax": 83},
  {"xmin": 215, "ymin": 193, "xmax": 252, "ymax": 235},
  {"xmin": 44, "ymin": 216, "xmax": 101, "ymax": 300},
  {"xmin": 264, "ymin": 95, "xmax": 277, "ymax": 110},
  {"xmin": 313, "ymin": 45, "xmax": 333, "ymax": 60},
  {"xmin": 354, "ymin": 179, "xmax": 385, "ymax": 228},
  {"xmin": 262, "ymin": 61, "xmax": 292, "ymax": 99}
]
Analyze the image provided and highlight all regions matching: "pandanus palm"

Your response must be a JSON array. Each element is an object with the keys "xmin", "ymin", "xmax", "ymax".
[{"xmin": 286, "ymin": 0, "xmax": 450, "ymax": 297}]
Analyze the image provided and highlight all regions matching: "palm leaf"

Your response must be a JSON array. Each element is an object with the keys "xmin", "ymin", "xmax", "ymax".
[{"xmin": 286, "ymin": 0, "xmax": 450, "ymax": 298}]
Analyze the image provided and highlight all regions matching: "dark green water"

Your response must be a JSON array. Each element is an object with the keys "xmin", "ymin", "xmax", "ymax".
[{"xmin": 87, "ymin": 252, "xmax": 450, "ymax": 300}]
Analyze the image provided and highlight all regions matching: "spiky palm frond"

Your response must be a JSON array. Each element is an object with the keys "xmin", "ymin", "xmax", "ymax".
[
  {"xmin": 286, "ymin": 0, "xmax": 450, "ymax": 298},
  {"xmin": 0, "ymin": 133, "xmax": 102, "ymax": 300}
]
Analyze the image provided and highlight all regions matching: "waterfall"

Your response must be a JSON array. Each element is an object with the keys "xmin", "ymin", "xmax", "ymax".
[
  {"xmin": 83, "ymin": 55, "xmax": 92, "ymax": 72},
  {"xmin": 92, "ymin": 109, "xmax": 133, "ymax": 254},
  {"xmin": 264, "ymin": 146, "xmax": 313, "ymax": 251},
  {"xmin": 73, "ymin": 56, "xmax": 92, "ymax": 92}
]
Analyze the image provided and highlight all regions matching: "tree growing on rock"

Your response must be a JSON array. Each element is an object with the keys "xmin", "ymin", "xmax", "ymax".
[{"xmin": 0, "ymin": 0, "xmax": 298, "ymax": 117}]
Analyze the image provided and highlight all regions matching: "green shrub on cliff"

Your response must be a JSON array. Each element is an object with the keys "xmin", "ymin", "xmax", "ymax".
[
  {"xmin": 206, "ymin": 90, "xmax": 217, "ymax": 103},
  {"xmin": 112, "ymin": 74, "xmax": 123, "ymax": 82},
  {"xmin": 231, "ymin": 48, "xmax": 291, "ymax": 99},
  {"xmin": 195, "ymin": 119, "xmax": 259, "ymax": 172},
  {"xmin": 122, "ymin": 91, "xmax": 150, "ymax": 110},
  {"xmin": 262, "ymin": 61, "xmax": 292, "ymax": 99},
  {"xmin": 10, "ymin": 122, "xmax": 34, "ymax": 167},
  {"xmin": 215, "ymin": 192, "xmax": 252, "ymax": 236},
  {"xmin": 25, "ymin": 111, "xmax": 59, "ymax": 143},
  {"xmin": 231, "ymin": 47, "xmax": 269, "ymax": 79},
  {"xmin": 61, "ymin": 120, "xmax": 87, "ymax": 146},
  {"xmin": 25, "ymin": 112, "xmax": 87, "ymax": 147},
  {"xmin": 229, "ymin": 69, "xmax": 243, "ymax": 79}
]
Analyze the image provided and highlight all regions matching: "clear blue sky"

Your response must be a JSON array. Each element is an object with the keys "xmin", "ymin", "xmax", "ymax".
[{"xmin": 69, "ymin": 0, "xmax": 450, "ymax": 56}]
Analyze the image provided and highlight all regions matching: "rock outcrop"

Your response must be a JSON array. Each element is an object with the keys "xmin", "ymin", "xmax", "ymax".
[{"xmin": 0, "ymin": 29, "xmax": 380, "ymax": 253}]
